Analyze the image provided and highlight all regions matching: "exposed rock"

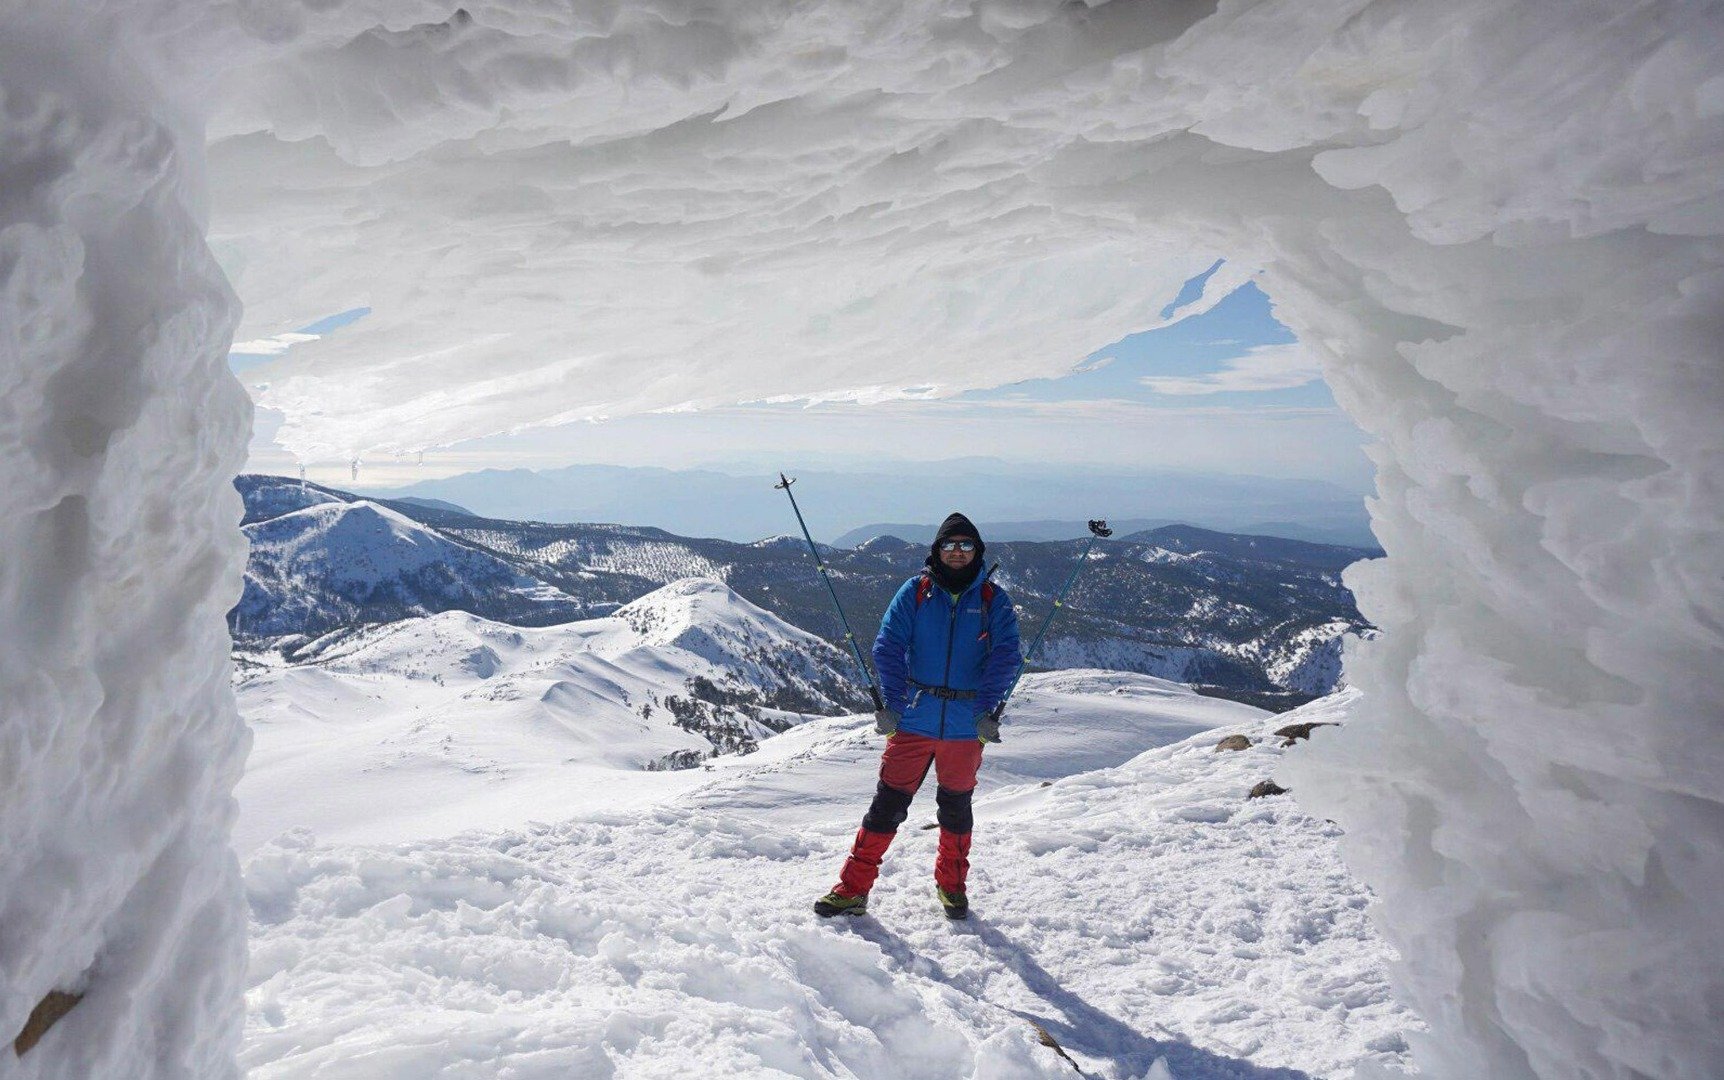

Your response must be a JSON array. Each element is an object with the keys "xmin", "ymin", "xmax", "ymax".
[
  {"xmin": 1214, "ymin": 734, "xmax": 1253, "ymax": 752},
  {"xmin": 1248, "ymin": 780, "xmax": 1289, "ymax": 799},
  {"xmin": 14, "ymin": 990, "xmax": 81, "ymax": 1057},
  {"xmin": 1031, "ymin": 1021, "xmax": 1083, "ymax": 1073},
  {"xmin": 1274, "ymin": 721, "xmax": 1338, "ymax": 746}
]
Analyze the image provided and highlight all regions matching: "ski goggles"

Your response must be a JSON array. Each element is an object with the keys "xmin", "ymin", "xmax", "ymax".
[{"xmin": 938, "ymin": 539, "xmax": 978, "ymax": 552}]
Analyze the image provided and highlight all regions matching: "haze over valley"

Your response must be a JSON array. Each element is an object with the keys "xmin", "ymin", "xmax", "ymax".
[{"xmin": 351, "ymin": 460, "xmax": 1378, "ymax": 549}]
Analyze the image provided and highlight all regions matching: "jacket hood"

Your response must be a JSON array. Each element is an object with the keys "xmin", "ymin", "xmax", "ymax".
[{"xmin": 925, "ymin": 512, "xmax": 985, "ymax": 592}]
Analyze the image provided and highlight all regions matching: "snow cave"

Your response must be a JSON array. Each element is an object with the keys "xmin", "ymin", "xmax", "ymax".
[{"xmin": 1, "ymin": 2, "xmax": 1719, "ymax": 1078}]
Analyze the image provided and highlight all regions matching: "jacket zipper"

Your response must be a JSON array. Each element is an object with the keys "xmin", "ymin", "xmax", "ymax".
[{"xmin": 939, "ymin": 590, "xmax": 958, "ymax": 739}]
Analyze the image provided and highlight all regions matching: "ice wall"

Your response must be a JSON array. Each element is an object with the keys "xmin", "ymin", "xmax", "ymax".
[
  {"xmin": 1271, "ymin": 131, "xmax": 1724, "ymax": 1080},
  {"xmin": 0, "ymin": 9, "xmax": 252, "ymax": 1078},
  {"xmin": 213, "ymin": 4, "xmax": 1717, "ymax": 1074},
  {"xmin": 3, "ymin": 0, "xmax": 1720, "ymax": 1077}
]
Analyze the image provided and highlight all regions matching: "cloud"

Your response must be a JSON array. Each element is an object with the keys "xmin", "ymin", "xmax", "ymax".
[
  {"xmin": 230, "ymin": 331, "xmax": 320, "ymax": 357},
  {"xmin": 747, "ymin": 384, "xmax": 948, "ymax": 408},
  {"xmin": 835, "ymin": 396, "xmax": 1348, "ymax": 423},
  {"xmin": 1140, "ymin": 343, "xmax": 1324, "ymax": 396}
]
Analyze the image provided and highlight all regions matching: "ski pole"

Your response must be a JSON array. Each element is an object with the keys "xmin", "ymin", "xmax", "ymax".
[
  {"xmin": 999, "ymin": 518, "xmax": 1112, "ymax": 710},
  {"xmin": 774, "ymin": 473, "xmax": 885, "ymax": 711}
]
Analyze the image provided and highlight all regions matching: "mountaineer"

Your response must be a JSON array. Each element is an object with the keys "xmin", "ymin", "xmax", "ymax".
[{"xmin": 814, "ymin": 512, "xmax": 1021, "ymax": 920}]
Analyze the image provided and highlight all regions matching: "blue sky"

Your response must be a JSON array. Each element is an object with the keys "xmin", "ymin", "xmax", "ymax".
[
  {"xmin": 229, "ymin": 307, "xmax": 370, "ymax": 374},
  {"xmin": 959, "ymin": 275, "xmax": 1331, "ymax": 411},
  {"xmin": 236, "ymin": 266, "xmax": 1370, "ymax": 491}
]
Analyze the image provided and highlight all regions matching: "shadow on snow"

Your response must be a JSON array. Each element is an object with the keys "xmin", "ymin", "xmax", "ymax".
[{"xmin": 845, "ymin": 917, "xmax": 1312, "ymax": 1080}]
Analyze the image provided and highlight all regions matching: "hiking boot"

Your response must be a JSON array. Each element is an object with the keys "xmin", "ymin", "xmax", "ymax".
[
  {"xmin": 814, "ymin": 891, "xmax": 868, "ymax": 918},
  {"xmin": 937, "ymin": 887, "xmax": 969, "ymax": 920}
]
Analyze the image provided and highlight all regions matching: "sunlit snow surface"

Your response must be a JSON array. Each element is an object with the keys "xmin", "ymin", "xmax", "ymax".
[
  {"xmin": 5, "ymin": 1, "xmax": 1723, "ymax": 1077},
  {"xmin": 242, "ymin": 678, "xmax": 1415, "ymax": 1080},
  {"xmin": 234, "ymin": 579, "xmax": 864, "ymax": 851}
]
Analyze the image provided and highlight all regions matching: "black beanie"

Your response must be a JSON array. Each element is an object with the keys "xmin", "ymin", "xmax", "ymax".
[{"xmin": 926, "ymin": 512, "xmax": 985, "ymax": 591}]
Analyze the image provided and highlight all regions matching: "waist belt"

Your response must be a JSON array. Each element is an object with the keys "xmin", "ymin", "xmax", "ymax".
[{"xmin": 911, "ymin": 680, "xmax": 976, "ymax": 701}]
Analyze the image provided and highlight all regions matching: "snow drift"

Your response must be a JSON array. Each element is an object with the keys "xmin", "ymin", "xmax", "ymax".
[{"xmin": 3, "ymin": 1, "xmax": 1721, "ymax": 1077}]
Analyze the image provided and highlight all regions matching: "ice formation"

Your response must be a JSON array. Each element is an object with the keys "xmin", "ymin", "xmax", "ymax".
[
  {"xmin": 0, "ymin": 10, "xmax": 253, "ymax": 1077},
  {"xmin": 4, "ymin": 0, "xmax": 1721, "ymax": 1077}
]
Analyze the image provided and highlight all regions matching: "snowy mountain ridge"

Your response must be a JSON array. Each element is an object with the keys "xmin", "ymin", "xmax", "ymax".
[
  {"xmin": 235, "ymin": 578, "xmax": 868, "ymax": 852},
  {"xmin": 233, "ymin": 474, "xmax": 1371, "ymax": 704},
  {"xmin": 235, "ymin": 496, "xmax": 589, "ymax": 643}
]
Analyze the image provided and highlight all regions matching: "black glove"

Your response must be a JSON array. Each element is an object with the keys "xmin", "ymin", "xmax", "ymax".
[
  {"xmin": 874, "ymin": 708, "xmax": 901, "ymax": 736},
  {"xmin": 976, "ymin": 708, "xmax": 1002, "ymax": 744}
]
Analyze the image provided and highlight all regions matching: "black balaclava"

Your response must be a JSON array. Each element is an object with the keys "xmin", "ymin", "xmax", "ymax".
[{"xmin": 926, "ymin": 512, "xmax": 985, "ymax": 593}]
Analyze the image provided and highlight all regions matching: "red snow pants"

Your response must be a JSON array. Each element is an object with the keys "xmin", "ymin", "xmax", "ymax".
[{"xmin": 834, "ymin": 733, "xmax": 984, "ymax": 897}]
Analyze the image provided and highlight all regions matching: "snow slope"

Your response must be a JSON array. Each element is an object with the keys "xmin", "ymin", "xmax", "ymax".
[
  {"xmin": 684, "ymin": 670, "xmax": 1268, "ymax": 826},
  {"xmin": 236, "ymin": 580, "xmax": 864, "ymax": 853},
  {"xmin": 612, "ymin": 577, "xmax": 859, "ymax": 705},
  {"xmin": 242, "ymin": 682, "xmax": 1415, "ymax": 1079}
]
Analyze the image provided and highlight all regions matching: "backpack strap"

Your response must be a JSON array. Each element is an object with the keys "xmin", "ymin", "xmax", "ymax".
[
  {"xmin": 916, "ymin": 566, "xmax": 999, "ymax": 649},
  {"xmin": 977, "ymin": 566, "xmax": 999, "ymax": 648}
]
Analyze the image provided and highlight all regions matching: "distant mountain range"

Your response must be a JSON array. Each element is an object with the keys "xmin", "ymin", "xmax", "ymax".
[
  {"xmin": 833, "ymin": 519, "xmax": 1177, "ymax": 546},
  {"xmin": 355, "ymin": 461, "xmax": 1377, "ymax": 548},
  {"xmin": 834, "ymin": 519, "xmax": 1384, "ymax": 550},
  {"xmin": 234, "ymin": 474, "xmax": 1376, "ymax": 706}
]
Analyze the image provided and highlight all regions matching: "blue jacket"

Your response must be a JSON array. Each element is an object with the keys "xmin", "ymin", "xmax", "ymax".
[{"xmin": 872, "ymin": 572, "xmax": 1023, "ymax": 740}]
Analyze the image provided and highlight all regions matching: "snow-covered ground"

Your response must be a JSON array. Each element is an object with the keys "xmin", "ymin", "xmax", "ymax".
[
  {"xmin": 240, "ymin": 653, "xmax": 1415, "ymax": 1079},
  {"xmin": 235, "ymin": 580, "xmax": 861, "ymax": 852}
]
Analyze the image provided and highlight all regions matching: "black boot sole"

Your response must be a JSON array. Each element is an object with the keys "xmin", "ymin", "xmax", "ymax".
[{"xmin": 814, "ymin": 902, "xmax": 867, "ymax": 918}]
